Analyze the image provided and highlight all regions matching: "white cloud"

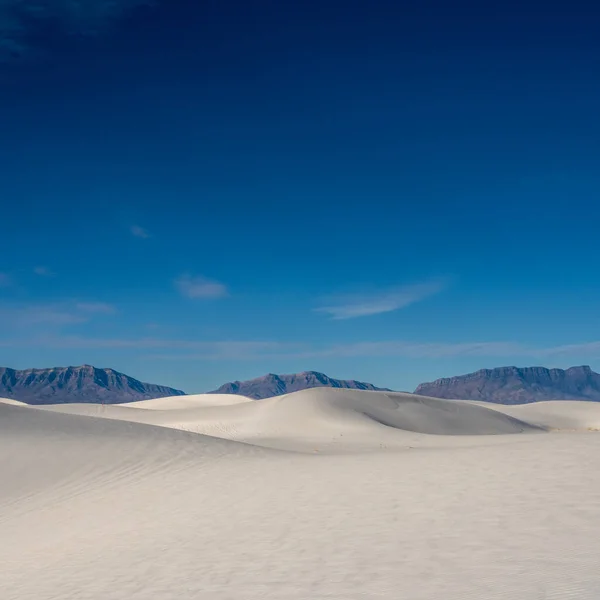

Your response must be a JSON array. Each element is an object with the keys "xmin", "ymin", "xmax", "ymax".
[
  {"xmin": 304, "ymin": 340, "xmax": 600, "ymax": 360},
  {"xmin": 0, "ymin": 0, "xmax": 154, "ymax": 61},
  {"xmin": 175, "ymin": 274, "xmax": 229, "ymax": 299},
  {"xmin": 2, "ymin": 335, "xmax": 600, "ymax": 363},
  {"xmin": 0, "ymin": 301, "xmax": 117, "ymax": 327},
  {"xmin": 298, "ymin": 341, "xmax": 526, "ymax": 359},
  {"xmin": 33, "ymin": 266, "xmax": 55, "ymax": 277},
  {"xmin": 0, "ymin": 335, "xmax": 291, "ymax": 358},
  {"xmin": 0, "ymin": 306, "xmax": 85, "ymax": 326},
  {"xmin": 74, "ymin": 302, "xmax": 117, "ymax": 314},
  {"xmin": 537, "ymin": 341, "xmax": 600, "ymax": 357},
  {"xmin": 316, "ymin": 279, "xmax": 448, "ymax": 320},
  {"xmin": 130, "ymin": 225, "xmax": 151, "ymax": 239}
]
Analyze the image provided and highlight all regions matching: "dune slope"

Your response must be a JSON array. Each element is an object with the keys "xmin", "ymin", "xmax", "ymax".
[
  {"xmin": 120, "ymin": 392, "xmax": 253, "ymax": 409},
  {"xmin": 474, "ymin": 399, "xmax": 600, "ymax": 430},
  {"xmin": 3, "ymin": 392, "xmax": 600, "ymax": 599},
  {"xmin": 39, "ymin": 389, "xmax": 542, "ymax": 452}
]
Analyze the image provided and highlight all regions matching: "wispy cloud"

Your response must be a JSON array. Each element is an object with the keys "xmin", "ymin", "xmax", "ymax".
[
  {"xmin": 130, "ymin": 225, "xmax": 151, "ymax": 239},
  {"xmin": 299, "ymin": 341, "xmax": 527, "ymax": 359},
  {"xmin": 0, "ymin": 272, "xmax": 12, "ymax": 287},
  {"xmin": 307, "ymin": 340, "xmax": 600, "ymax": 360},
  {"xmin": 33, "ymin": 266, "xmax": 55, "ymax": 277},
  {"xmin": 75, "ymin": 302, "xmax": 117, "ymax": 314},
  {"xmin": 175, "ymin": 274, "xmax": 229, "ymax": 299},
  {"xmin": 0, "ymin": 306, "xmax": 86, "ymax": 327},
  {"xmin": 316, "ymin": 279, "xmax": 448, "ymax": 320},
  {"xmin": 0, "ymin": 335, "xmax": 290, "ymax": 359},
  {"xmin": 537, "ymin": 341, "xmax": 600, "ymax": 357},
  {"xmin": 2, "ymin": 335, "xmax": 600, "ymax": 362},
  {"xmin": 0, "ymin": 301, "xmax": 117, "ymax": 328},
  {"xmin": 293, "ymin": 340, "xmax": 600, "ymax": 360},
  {"xmin": 0, "ymin": 0, "xmax": 154, "ymax": 61}
]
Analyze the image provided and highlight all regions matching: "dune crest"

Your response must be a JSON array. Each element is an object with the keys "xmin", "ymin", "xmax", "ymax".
[
  {"xmin": 33, "ymin": 389, "xmax": 600, "ymax": 453},
  {"xmin": 0, "ymin": 397, "xmax": 28, "ymax": 406},
  {"xmin": 473, "ymin": 399, "xmax": 600, "ymax": 431},
  {"xmin": 121, "ymin": 392, "xmax": 253, "ymax": 409},
  {"xmin": 36, "ymin": 388, "xmax": 545, "ymax": 452}
]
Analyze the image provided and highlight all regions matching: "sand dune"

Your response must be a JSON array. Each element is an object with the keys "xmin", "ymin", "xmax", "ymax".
[
  {"xmin": 38, "ymin": 389, "xmax": 542, "ymax": 452},
  {"xmin": 474, "ymin": 399, "xmax": 600, "ymax": 430},
  {"xmin": 0, "ymin": 397, "xmax": 28, "ymax": 406},
  {"xmin": 3, "ymin": 390, "xmax": 600, "ymax": 599},
  {"xmin": 0, "ymin": 401, "xmax": 267, "ymax": 509},
  {"xmin": 121, "ymin": 392, "xmax": 253, "ymax": 409}
]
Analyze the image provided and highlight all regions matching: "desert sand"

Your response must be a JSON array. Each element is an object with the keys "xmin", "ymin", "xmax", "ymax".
[
  {"xmin": 2, "ymin": 389, "xmax": 600, "ymax": 599},
  {"xmin": 0, "ymin": 397, "xmax": 28, "ymax": 406},
  {"xmin": 120, "ymin": 392, "xmax": 254, "ymax": 409}
]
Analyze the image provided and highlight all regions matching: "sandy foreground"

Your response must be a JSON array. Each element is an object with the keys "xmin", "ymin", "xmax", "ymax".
[{"xmin": 2, "ymin": 389, "xmax": 600, "ymax": 600}]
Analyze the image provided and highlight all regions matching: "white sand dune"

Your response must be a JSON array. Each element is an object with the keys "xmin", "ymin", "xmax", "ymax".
[
  {"xmin": 3, "ymin": 390, "xmax": 600, "ymax": 599},
  {"xmin": 39, "ymin": 389, "xmax": 542, "ymax": 452},
  {"xmin": 0, "ymin": 397, "xmax": 28, "ymax": 406},
  {"xmin": 473, "ymin": 399, "xmax": 600, "ymax": 431},
  {"xmin": 120, "ymin": 392, "xmax": 253, "ymax": 409}
]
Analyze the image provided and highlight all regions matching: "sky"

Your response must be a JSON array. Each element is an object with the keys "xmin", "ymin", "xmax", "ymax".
[{"xmin": 1, "ymin": 0, "xmax": 599, "ymax": 393}]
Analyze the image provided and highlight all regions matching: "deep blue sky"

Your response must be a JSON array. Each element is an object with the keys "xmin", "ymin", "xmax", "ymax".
[{"xmin": 1, "ymin": 0, "xmax": 599, "ymax": 392}]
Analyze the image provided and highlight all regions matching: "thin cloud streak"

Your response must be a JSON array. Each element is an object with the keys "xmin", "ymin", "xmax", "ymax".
[
  {"xmin": 0, "ymin": 335, "xmax": 293, "ymax": 359},
  {"xmin": 2, "ymin": 335, "xmax": 600, "ymax": 361},
  {"xmin": 33, "ymin": 266, "xmax": 55, "ymax": 277},
  {"xmin": 0, "ymin": 301, "xmax": 117, "ymax": 327},
  {"xmin": 316, "ymin": 279, "xmax": 448, "ymax": 319},
  {"xmin": 0, "ymin": 272, "xmax": 12, "ymax": 286},
  {"xmin": 0, "ymin": 0, "xmax": 155, "ymax": 61},
  {"xmin": 297, "ymin": 341, "xmax": 600, "ymax": 360},
  {"xmin": 301, "ymin": 341, "xmax": 529, "ymax": 359},
  {"xmin": 175, "ymin": 274, "xmax": 229, "ymax": 299},
  {"xmin": 537, "ymin": 341, "xmax": 600, "ymax": 357},
  {"xmin": 75, "ymin": 302, "xmax": 117, "ymax": 314},
  {"xmin": 130, "ymin": 225, "xmax": 151, "ymax": 239}
]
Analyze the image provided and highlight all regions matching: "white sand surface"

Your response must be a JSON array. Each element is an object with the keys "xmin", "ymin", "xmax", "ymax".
[
  {"xmin": 0, "ymin": 397, "xmax": 28, "ymax": 406},
  {"xmin": 120, "ymin": 393, "xmax": 253, "ymax": 409},
  {"xmin": 471, "ymin": 399, "xmax": 600, "ymax": 431},
  {"xmin": 38, "ymin": 389, "xmax": 544, "ymax": 452},
  {"xmin": 2, "ymin": 390, "xmax": 600, "ymax": 599}
]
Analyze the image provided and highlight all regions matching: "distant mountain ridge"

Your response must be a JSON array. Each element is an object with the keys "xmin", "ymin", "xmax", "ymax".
[
  {"xmin": 0, "ymin": 365, "xmax": 185, "ymax": 405},
  {"xmin": 414, "ymin": 365, "xmax": 600, "ymax": 404},
  {"xmin": 4, "ymin": 364, "xmax": 600, "ymax": 406},
  {"xmin": 210, "ymin": 371, "xmax": 392, "ymax": 400}
]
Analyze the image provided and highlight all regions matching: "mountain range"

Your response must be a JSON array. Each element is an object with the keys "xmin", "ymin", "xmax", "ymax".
[
  {"xmin": 1, "ymin": 364, "xmax": 600, "ymax": 405},
  {"xmin": 210, "ymin": 371, "xmax": 392, "ymax": 400},
  {"xmin": 0, "ymin": 365, "xmax": 184, "ymax": 405},
  {"xmin": 414, "ymin": 365, "xmax": 600, "ymax": 404}
]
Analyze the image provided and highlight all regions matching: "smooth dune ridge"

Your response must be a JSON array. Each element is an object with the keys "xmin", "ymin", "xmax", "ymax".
[
  {"xmin": 0, "ymin": 397, "xmax": 28, "ymax": 406},
  {"xmin": 37, "ymin": 388, "xmax": 600, "ymax": 453},
  {"xmin": 120, "ymin": 392, "xmax": 254, "ymax": 409},
  {"xmin": 39, "ymin": 389, "xmax": 545, "ymax": 452},
  {"xmin": 472, "ymin": 399, "xmax": 600, "ymax": 431},
  {"xmin": 2, "ymin": 391, "xmax": 600, "ymax": 599}
]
